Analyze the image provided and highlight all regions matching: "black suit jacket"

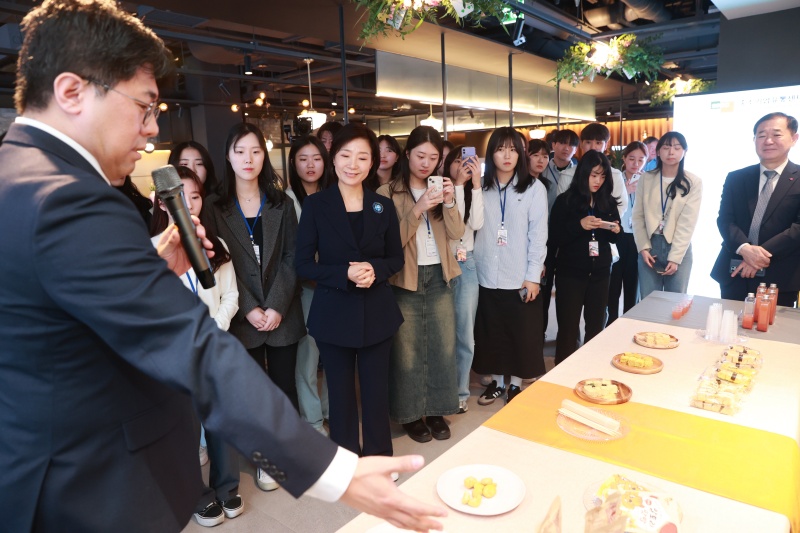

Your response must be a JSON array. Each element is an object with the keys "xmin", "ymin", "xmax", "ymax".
[
  {"xmin": 0, "ymin": 123, "xmax": 337, "ymax": 532},
  {"xmin": 711, "ymin": 162, "xmax": 800, "ymax": 291},
  {"xmin": 295, "ymin": 185, "xmax": 404, "ymax": 348}
]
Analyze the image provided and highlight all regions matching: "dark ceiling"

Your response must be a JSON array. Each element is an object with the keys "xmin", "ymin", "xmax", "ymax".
[{"xmin": 0, "ymin": 0, "xmax": 723, "ymax": 123}]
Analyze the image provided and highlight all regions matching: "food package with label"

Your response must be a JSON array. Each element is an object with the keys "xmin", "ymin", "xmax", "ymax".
[
  {"xmin": 592, "ymin": 474, "xmax": 682, "ymax": 533},
  {"xmin": 690, "ymin": 373, "xmax": 745, "ymax": 415},
  {"xmin": 721, "ymin": 346, "xmax": 762, "ymax": 371}
]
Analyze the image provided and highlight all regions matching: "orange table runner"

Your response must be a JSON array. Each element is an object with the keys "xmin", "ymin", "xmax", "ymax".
[{"xmin": 484, "ymin": 381, "xmax": 800, "ymax": 531}]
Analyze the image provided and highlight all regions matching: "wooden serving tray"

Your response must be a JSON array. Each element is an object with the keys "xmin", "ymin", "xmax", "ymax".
[
  {"xmin": 633, "ymin": 331, "xmax": 679, "ymax": 349},
  {"xmin": 612, "ymin": 353, "xmax": 664, "ymax": 375},
  {"xmin": 574, "ymin": 379, "xmax": 632, "ymax": 405}
]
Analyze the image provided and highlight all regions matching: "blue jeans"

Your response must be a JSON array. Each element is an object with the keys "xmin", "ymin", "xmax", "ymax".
[
  {"xmin": 296, "ymin": 284, "xmax": 329, "ymax": 430},
  {"xmin": 389, "ymin": 264, "xmax": 458, "ymax": 423},
  {"xmin": 638, "ymin": 234, "xmax": 693, "ymax": 300},
  {"xmin": 452, "ymin": 253, "xmax": 479, "ymax": 402}
]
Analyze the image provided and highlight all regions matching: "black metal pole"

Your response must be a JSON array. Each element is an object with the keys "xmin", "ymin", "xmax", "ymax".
[
  {"xmin": 339, "ymin": 4, "xmax": 349, "ymax": 124},
  {"xmin": 441, "ymin": 33, "xmax": 447, "ymax": 139},
  {"xmin": 556, "ymin": 79, "xmax": 561, "ymax": 129},
  {"xmin": 508, "ymin": 52, "xmax": 513, "ymax": 127}
]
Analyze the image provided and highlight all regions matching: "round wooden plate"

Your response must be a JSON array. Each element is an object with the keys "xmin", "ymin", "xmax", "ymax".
[
  {"xmin": 574, "ymin": 379, "xmax": 632, "ymax": 405},
  {"xmin": 612, "ymin": 353, "xmax": 664, "ymax": 375},
  {"xmin": 633, "ymin": 331, "xmax": 679, "ymax": 349}
]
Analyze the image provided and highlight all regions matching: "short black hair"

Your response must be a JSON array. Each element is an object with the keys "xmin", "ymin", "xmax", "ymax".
[
  {"xmin": 753, "ymin": 112, "xmax": 798, "ymax": 136},
  {"xmin": 552, "ymin": 129, "xmax": 579, "ymax": 147},
  {"xmin": 16, "ymin": 0, "xmax": 173, "ymax": 113},
  {"xmin": 316, "ymin": 121, "xmax": 343, "ymax": 141},
  {"xmin": 580, "ymin": 123, "xmax": 610, "ymax": 142},
  {"xmin": 643, "ymin": 136, "xmax": 658, "ymax": 145}
]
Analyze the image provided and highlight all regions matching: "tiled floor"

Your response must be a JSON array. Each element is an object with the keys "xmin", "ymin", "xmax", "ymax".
[{"xmin": 182, "ymin": 294, "xmax": 580, "ymax": 532}]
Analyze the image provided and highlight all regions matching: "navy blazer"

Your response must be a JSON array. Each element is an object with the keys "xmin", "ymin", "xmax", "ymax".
[
  {"xmin": 296, "ymin": 185, "xmax": 404, "ymax": 348},
  {"xmin": 711, "ymin": 162, "xmax": 800, "ymax": 291},
  {"xmin": 0, "ymin": 124, "xmax": 337, "ymax": 532}
]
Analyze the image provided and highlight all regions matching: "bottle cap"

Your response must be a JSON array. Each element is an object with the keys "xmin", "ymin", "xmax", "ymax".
[{"xmin": 747, "ymin": 293, "xmax": 755, "ymax": 297}]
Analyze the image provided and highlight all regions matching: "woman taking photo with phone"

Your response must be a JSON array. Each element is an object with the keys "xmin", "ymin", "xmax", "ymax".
[
  {"xmin": 607, "ymin": 141, "xmax": 647, "ymax": 324},
  {"xmin": 442, "ymin": 146, "xmax": 483, "ymax": 414},
  {"xmin": 378, "ymin": 125, "xmax": 464, "ymax": 443},
  {"xmin": 202, "ymin": 122, "xmax": 305, "ymax": 493},
  {"xmin": 296, "ymin": 123, "xmax": 403, "ymax": 460},
  {"xmin": 549, "ymin": 150, "xmax": 621, "ymax": 364},
  {"xmin": 472, "ymin": 127, "xmax": 548, "ymax": 405},
  {"xmin": 286, "ymin": 135, "xmax": 331, "ymax": 436},
  {"xmin": 632, "ymin": 132, "xmax": 702, "ymax": 299}
]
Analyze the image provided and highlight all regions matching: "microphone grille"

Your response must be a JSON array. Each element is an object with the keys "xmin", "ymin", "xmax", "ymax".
[{"xmin": 152, "ymin": 165, "xmax": 182, "ymax": 193}]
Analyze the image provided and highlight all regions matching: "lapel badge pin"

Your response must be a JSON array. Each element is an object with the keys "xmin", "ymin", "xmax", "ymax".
[{"xmin": 373, "ymin": 202, "xmax": 383, "ymax": 213}]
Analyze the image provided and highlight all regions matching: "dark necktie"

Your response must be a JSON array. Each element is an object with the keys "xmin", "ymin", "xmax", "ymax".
[{"xmin": 747, "ymin": 170, "xmax": 777, "ymax": 245}]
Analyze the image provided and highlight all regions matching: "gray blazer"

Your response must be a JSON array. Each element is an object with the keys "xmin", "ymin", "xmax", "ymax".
[{"xmin": 203, "ymin": 193, "xmax": 305, "ymax": 348}]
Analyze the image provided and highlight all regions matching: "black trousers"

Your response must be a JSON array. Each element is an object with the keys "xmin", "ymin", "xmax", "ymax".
[
  {"xmin": 195, "ymin": 426, "xmax": 240, "ymax": 511},
  {"xmin": 247, "ymin": 342, "xmax": 300, "ymax": 411},
  {"xmin": 607, "ymin": 232, "xmax": 639, "ymax": 325},
  {"xmin": 316, "ymin": 337, "xmax": 394, "ymax": 458},
  {"xmin": 555, "ymin": 273, "xmax": 610, "ymax": 365}
]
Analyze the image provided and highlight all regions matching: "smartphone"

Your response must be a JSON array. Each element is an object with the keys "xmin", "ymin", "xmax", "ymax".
[
  {"xmin": 427, "ymin": 175, "xmax": 443, "ymax": 202},
  {"xmin": 605, "ymin": 222, "xmax": 616, "ymax": 230},
  {"xmin": 461, "ymin": 146, "xmax": 476, "ymax": 159},
  {"xmin": 519, "ymin": 287, "xmax": 528, "ymax": 302}
]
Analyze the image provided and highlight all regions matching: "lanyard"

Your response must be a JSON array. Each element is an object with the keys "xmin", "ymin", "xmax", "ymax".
[
  {"xmin": 185, "ymin": 272, "xmax": 198, "ymax": 294},
  {"xmin": 235, "ymin": 194, "xmax": 267, "ymax": 245},
  {"xmin": 659, "ymin": 171, "xmax": 669, "ymax": 218},
  {"xmin": 495, "ymin": 177, "xmax": 510, "ymax": 227},
  {"xmin": 547, "ymin": 163, "xmax": 560, "ymax": 187},
  {"xmin": 421, "ymin": 212, "xmax": 432, "ymax": 237},
  {"xmin": 589, "ymin": 205, "xmax": 596, "ymax": 240}
]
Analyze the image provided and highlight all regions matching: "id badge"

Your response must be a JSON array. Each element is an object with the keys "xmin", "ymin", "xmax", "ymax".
[
  {"xmin": 456, "ymin": 244, "xmax": 467, "ymax": 262},
  {"xmin": 656, "ymin": 218, "xmax": 665, "ymax": 234},
  {"xmin": 497, "ymin": 226, "xmax": 508, "ymax": 246},
  {"xmin": 425, "ymin": 236, "xmax": 438, "ymax": 257},
  {"xmin": 589, "ymin": 240, "xmax": 599, "ymax": 257},
  {"xmin": 253, "ymin": 243, "xmax": 261, "ymax": 265}
]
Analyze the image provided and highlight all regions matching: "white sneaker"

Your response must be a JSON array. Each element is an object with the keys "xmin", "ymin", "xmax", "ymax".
[
  {"xmin": 199, "ymin": 446, "xmax": 208, "ymax": 467},
  {"xmin": 256, "ymin": 467, "xmax": 279, "ymax": 491},
  {"xmin": 314, "ymin": 425, "xmax": 329, "ymax": 437},
  {"xmin": 457, "ymin": 399, "xmax": 469, "ymax": 414}
]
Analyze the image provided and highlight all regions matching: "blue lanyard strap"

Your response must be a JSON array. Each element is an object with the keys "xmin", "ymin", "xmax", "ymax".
[
  {"xmin": 185, "ymin": 272, "xmax": 198, "ymax": 294},
  {"xmin": 659, "ymin": 171, "xmax": 669, "ymax": 217},
  {"xmin": 547, "ymin": 163, "xmax": 559, "ymax": 187},
  {"xmin": 588, "ymin": 206, "xmax": 596, "ymax": 239},
  {"xmin": 421, "ymin": 212, "xmax": 431, "ymax": 236},
  {"xmin": 235, "ymin": 194, "xmax": 267, "ymax": 243},
  {"xmin": 495, "ymin": 177, "xmax": 509, "ymax": 226}
]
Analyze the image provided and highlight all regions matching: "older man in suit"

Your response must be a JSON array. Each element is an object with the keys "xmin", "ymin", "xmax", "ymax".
[
  {"xmin": 711, "ymin": 112, "xmax": 800, "ymax": 307},
  {"xmin": 0, "ymin": 1, "xmax": 445, "ymax": 532}
]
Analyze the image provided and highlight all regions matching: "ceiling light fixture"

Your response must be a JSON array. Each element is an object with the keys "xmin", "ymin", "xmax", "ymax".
[
  {"xmin": 231, "ymin": 104, "xmax": 239, "ymax": 112},
  {"xmin": 244, "ymin": 55, "xmax": 253, "ymax": 76},
  {"xmin": 348, "ymin": 107, "xmax": 355, "ymax": 115},
  {"xmin": 420, "ymin": 104, "xmax": 442, "ymax": 130},
  {"xmin": 158, "ymin": 102, "xmax": 168, "ymax": 112},
  {"xmin": 297, "ymin": 58, "xmax": 327, "ymax": 130}
]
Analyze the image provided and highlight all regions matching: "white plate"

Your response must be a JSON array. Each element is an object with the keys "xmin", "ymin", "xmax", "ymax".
[
  {"xmin": 436, "ymin": 464, "xmax": 526, "ymax": 516},
  {"xmin": 556, "ymin": 407, "xmax": 630, "ymax": 442}
]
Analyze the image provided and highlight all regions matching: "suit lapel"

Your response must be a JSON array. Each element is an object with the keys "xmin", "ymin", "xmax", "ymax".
[
  {"xmin": 360, "ymin": 190, "xmax": 381, "ymax": 249},
  {"xmin": 762, "ymin": 161, "xmax": 800, "ymax": 224},
  {"xmin": 223, "ymin": 205, "xmax": 260, "ymax": 265},
  {"xmin": 320, "ymin": 187, "xmax": 358, "ymax": 250},
  {"xmin": 259, "ymin": 202, "xmax": 283, "ymax": 274}
]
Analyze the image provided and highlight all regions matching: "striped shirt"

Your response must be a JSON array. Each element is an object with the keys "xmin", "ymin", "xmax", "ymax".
[{"xmin": 474, "ymin": 175, "xmax": 548, "ymax": 288}]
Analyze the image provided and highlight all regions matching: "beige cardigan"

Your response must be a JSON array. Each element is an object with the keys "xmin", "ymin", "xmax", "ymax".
[
  {"xmin": 377, "ymin": 183, "xmax": 464, "ymax": 291},
  {"xmin": 631, "ymin": 169, "xmax": 703, "ymax": 264}
]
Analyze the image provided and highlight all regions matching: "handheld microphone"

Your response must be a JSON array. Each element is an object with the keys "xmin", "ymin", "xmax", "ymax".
[{"xmin": 152, "ymin": 165, "xmax": 216, "ymax": 289}]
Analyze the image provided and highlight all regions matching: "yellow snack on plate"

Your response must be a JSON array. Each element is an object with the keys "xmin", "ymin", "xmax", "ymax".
[
  {"xmin": 467, "ymin": 496, "xmax": 482, "ymax": 508},
  {"xmin": 480, "ymin": 477, "xmax": 493, "ymax": 485},
  {"xmin": 461, "ymin": 491, "xmax": 470, "ymax": 504},
  {"xmin": 472, "ymin": 483, "xmax": 484, "ymax": 497},
  {"xmin": 464, "ymin": 476, "xmax": 477, "ymax": 489},
  {"xmin": 483, "ymin": 484, "xmax": 497, "ymax": 498}
]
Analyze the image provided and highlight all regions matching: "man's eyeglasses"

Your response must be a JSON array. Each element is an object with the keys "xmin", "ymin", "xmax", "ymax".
[{"xmin": 89, "ymin": 79, "xmax": 160, "ymax": 126}]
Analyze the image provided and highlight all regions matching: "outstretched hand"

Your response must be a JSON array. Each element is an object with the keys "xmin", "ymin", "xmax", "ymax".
[{"xmin": 340, "ymin": 455, "xmax": 447, "ymax": 531}]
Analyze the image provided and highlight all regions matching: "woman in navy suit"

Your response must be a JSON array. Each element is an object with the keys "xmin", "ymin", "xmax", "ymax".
[{"xmin": 296, "ymin": 123, "xmax": 404, "ymax": 459}]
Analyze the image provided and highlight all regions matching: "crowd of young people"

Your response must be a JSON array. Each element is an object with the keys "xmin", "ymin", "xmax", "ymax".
[{"xmin": 133, "ymin": 119, "xmax": 700, "ymax": 527}]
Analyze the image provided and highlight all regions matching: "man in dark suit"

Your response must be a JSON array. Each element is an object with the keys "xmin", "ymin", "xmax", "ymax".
[
  {"xmin": 711, "ymin": 112, "xmax": 800, "ymax": 307},
  {"xmin": 0, "ymin": 1, "xmax": 445, "ymax": 531}
]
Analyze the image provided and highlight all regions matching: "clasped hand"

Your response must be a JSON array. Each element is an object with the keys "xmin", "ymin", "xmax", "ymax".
[
  {"xmin": 246, "ymin": 307, "xmax": 283, "ymax": 331},
  {"xmin": 348, "ymin": 262, "xmax": 376, "ymax": 288},
  {"xmin": 732, "ymin": 244, "xmax": 771, "ymax": 278}
]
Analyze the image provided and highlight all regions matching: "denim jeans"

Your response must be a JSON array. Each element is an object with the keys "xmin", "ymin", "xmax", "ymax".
[
  {"xmin": 452, "ymin": 252, "xmax": 479, "ymax": 402},
  {"xmin": 638, "ymin": 234, "xmax": 693, "ymax": 300},
  {"xmin": 389, "ymin": 264, "xmax": 458, "ymax": 423},
  {"xmin": 296, "ymin": 284, "xmax": 329, "ymax": 430}
]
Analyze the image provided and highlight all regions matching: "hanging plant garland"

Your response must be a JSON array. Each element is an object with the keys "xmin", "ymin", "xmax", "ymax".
[
  {"xmin": 554, "ymin": 34, "xmax": 664, "ymax": 86},
  {"xmin": 352, "ymin": 0, "xmax": 510, "ymax": 41},
  {"xmin": 646, "ymin": 78, "xmax": 715, "ymax": 106}
]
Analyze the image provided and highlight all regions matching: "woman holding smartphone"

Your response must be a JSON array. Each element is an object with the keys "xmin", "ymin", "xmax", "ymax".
[
  {"xmin": 607, "ymin": 141, "xmax": 647, "ymax": 324},
  {"xmin": 378, "ymin": 125, "xmax": 464, "ymax": 443},
  {"xmin": 201, "ymin": 123, "xmax": 305, "ymax": 493},
  {"xmin": 549, "ymin": 150, "xmax": 621, "ymax": 364},
  {"xmin": 286, "ymin": 135, "xmax": 331, "ymax": 436},
  {"xmin": 442, "ymin": 146, "xmax": 483, "ymax": 414},
  {"xmin": 472, "ymin": 127, "xmax": 548, "ymax": 405},
  {"xmin": 632, "ymin": 132, "xmax": 702, "ymax": 299},
  {"xmin": 296, "ymin": 123, "xmax": 403, "ymax": 460}
]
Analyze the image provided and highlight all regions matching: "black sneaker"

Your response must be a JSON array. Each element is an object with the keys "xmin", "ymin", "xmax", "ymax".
[
  {"xmin": 194, "ymin": 501, "xmax": 224, "ymax": 527},
  {"xmin": 220, "ymin": 494, "xmax": 244, "ymax": 519},
  {"xmin": 506, "ymin": 384, "xmax": 522, "ymax": 403},
  {"xmin": 478, "ymin": 381, "xmax": 505, "ymax": 405}
]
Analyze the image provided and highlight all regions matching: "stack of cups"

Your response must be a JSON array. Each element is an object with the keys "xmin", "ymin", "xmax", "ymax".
[
  {"xmin": 705, "ymin": 303, "xmax": 723, "ymax": 341},
  {"xmin": 720, "ymin": 309, "xmax": 738, "ymax": 344}
]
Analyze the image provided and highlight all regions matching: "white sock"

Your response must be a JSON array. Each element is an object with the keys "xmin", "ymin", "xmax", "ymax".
[
  {"xmin": 491, "ymin": 374, "xmax": 505, "ymax": 388},
  {"xmin": 509, "ymin": 376, "xmax": 523, "ymax": 388}
]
